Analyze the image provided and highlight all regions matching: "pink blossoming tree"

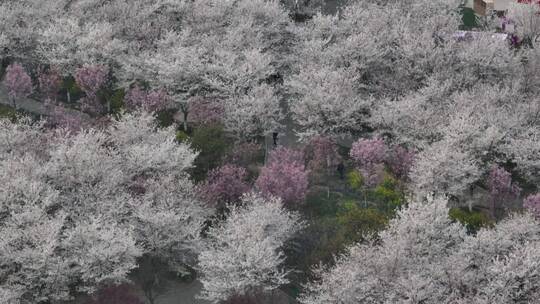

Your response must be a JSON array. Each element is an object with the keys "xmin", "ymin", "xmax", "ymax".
[
  {"xmin": 268, "ymin": 146, "xmax": 304, "ymax": 166},
  {"xmin": 124, "ymin": 85, "xmax": 169, "ymax": 113},
  {"xmin": 523, "ymin": 193, "xmax": 540, "ymax": 218},
  {"xmin": 349, "ymin": 137, "xmax": 387, "ymax": 187},
  {"xmin": 225, "ymin": 142, "xmax": 263, "ymax": 167},
  {"xmin": 304, "ymin": 136, "xmax": 341, "ymax": 173},
  {"xmin": 487, "ymin": 165, "xmax": 521, "ymax": 218},
  {"xmin": 49, "ymin": 106, "xmax": 85, "ymax": 133},
  {"xmin": 3, "ymin": 63, "xmax": 33, "ymax": 109},
  {"xmin": 256, "ymin": 147, "xmax": 309, "ymax": 205},
  {"xmin": 198, "ymin": 164, "xmax": 251, "ymax": 206},
  {"xmin": 38, "ymin": 68, "xmax": 61, "ymax": 102},
  {"xmin": 387, "ymin": 145, "xmax": 416, "ymax": 180},
  {"xmin": 74, "ymin": 65, "xmax": 109, "ymax": 114},
  {"xmin": 188, "ymin": 97, "xmax": 224, "ymax": 126}
]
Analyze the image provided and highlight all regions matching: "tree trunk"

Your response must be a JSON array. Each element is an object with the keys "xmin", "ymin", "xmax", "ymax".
[
  {"xmin": 182, "ymin": 110, "xmax": 188, "ymax": 131},
  {"xmin": 489, "ymin": 197, "xmax": 496, "ymax": 220}
]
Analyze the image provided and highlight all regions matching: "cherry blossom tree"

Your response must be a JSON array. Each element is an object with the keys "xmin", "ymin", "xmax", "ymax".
[
  {"xmin": 38, "ymin": 67, "xmax": 61, "ymax": 102},
  {"xmin": 117, "ymin": 0, "xmax": 292, "ymax": 139},
  {"xmin": 224, "ymin": 142, "xmax": 263, "ymax": 167},
  {"xmin": 378, "ymin": 79, "xmax": 539, "ymax": 201},
  {"xmin": 37, "ymin": 16, "xmax": 126, "ymax": 74},
  {"xmin": 524, "ymin": 193, "xmax": 540, "ymax": 218},
  {"xmin": 187, "ymin": 96, "xmax": 224, "ymax": 126},
  {"xmin": 268, "ymin": 146, "xmax": 305, "ymax": 166},
  {"xmin": 256, "ymin": 147, "xmax": 309, "ymax": 205},
  {"xmin": 300, "ymin": 195, "xmax": 540, "ymax": 304},
  {"xmin": 349, "ymin": 137, "xmax": 387, "ymax": 187},
  {"xmin": 287, "ymin": 0, "xmax": 462, "ymax": 138},
  {"xmin": 124, "ymin": 85, "xmax": 169, "ymax": 113},
  {"xmin": 0, "ymin": 112, "xmax": 208, "ymax": 303},
  {"xmin": 350, "ymin": 137, "xmax": 387, "ymax": 168},
  {"xmin": 387, "ymin": 145, "xmax": 416, "ymax": 180},
  {"xmin": 48, "ymin": 105, "xmax": 87, "ymax": 133},
  {"xmin": 3, "ymin": 63, "xmax": 33, "ymax": 109},
  {"xmin": 287, "ymin": 0, "xmax": 540, "ymax": 202},
  {"xmin": 409, "ymin": 140, "xmax": 483, "ymax": 200},
  {"xmin": 304, "ymin": 135, "xmax": 341, "ymax": 173},
  {"xmin": 198, "ymin": 164, "xmax": 251, "ymax": 207},
  {"xmin": 198, "ymin": 192, "xmax": 303, "ymax": 303},
  {"xmin": 75, "ymin": 64, "xmax": 109, "ymax": 114},
  {"xmin": 487, "ymin": 165, "xmax": 521, "ymax": 218}
]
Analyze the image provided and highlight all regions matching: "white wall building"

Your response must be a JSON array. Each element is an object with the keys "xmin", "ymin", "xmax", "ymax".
[{"xmin": 472, "ymin": 0, "xmax": 512, "ymax": 15}]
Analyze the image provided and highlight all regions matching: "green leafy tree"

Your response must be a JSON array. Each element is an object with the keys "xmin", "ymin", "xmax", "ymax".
[{"xmin": 189, "ymin": 125, "xmax": 231, "ymax": 181}]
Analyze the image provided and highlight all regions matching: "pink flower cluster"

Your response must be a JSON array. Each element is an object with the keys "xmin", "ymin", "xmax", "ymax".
[
  {"xmin": 38, "ymin": 68, "xmax": 62, "ymax": 101},
  {"xmin": 349, "ymin": 137, "xmax": 387, "ymax": 187},
  {"xmin": 49, "ymin": 106, "xmax": 85, "ymax": 133},
  {"xmin": 188, "ymin": 96, "xmax": 224, "ymax": 125},
  {"xmin": 3, "ymin": 63, "xmax": 33, "ymax": 100},
  {"xmin": 124, "ymin": 85, "xmax": 170, "ymax": 113},
  {"xmin": 198, "ymin": 164, "xmax": 251, "ymax": 206},
  {"xmin": 256, "ymin": 147, "xmax": 309, "ymax": 205},
  {"xmin": 75, "ymin": 65, "xmax": 108, "ymax": 98},
  {"xmin": 305, "ymin": 136, "xmax": 341, "ymax": 171},
  {"xmin": 488, "ymin": 165, "xmax": 521, "ymax": 198},
  {"xmin": 75, "ymin": 65, "xmax": 108, "ymax": 113},
  {"xmin": 487, "ymin": 164, "xmax": 521, "ymax": 218},
  {"xmin": 225, "ymin": 142, "xmax": 262, "ymax": 167},
  {"xmin": 387, "ymin": 145, "xmax": 415, "ymax": 180},
  {"xmin": 350, "ymin": 137, "xmax": 387, "ymax": 168},
  {"xmin": 38, "ymin": 69, "xmax": 62, "ymax": 100},
  {"xmin": 524, "ymin": 193, "xmax": 540, "ymax": 218},
  {"xmin": 268, "ymin": 146, "xmax": 304, "ymax": 166}
]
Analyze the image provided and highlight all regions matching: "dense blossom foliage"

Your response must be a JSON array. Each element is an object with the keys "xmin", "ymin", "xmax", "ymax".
[
  {"xmin": 75, "ymin": 65, "xmax": 109, "ymax": 99},
  {"xmin": 188, "ymin": 96, "xmax": 224, "ymax": 125},
  {"xmin": 387, "ymin": 145, "xmax": 416, "ymax": 180},
  {"xmin": 74, "ymin": 65, "xmax": 109, "ymax": 113},
  {"xmin": 350, "ymin": 137, "xmax": 387, "ymax": 187},
  {"xmin": 1, "ymin": 0, "xmax": 540, "ymax": 302},
  {"xmin": 38, "ymin": 68, "xmax": 62, "ymax": 101},
  {"xmin": 198, "ymin": 193, "xmax": 302, "ymax": 303},
  {"xmin": 198, "ymin": 164, "xmax": 251, "ymax": 206},
  {"xmin": 3, "ymin": 63, "xmax": 33, "ymax": 101},
  {"xmin": 487, "ymin": 165, "xmax": 521, "ymax": 217},
  {"xmin": 0, "ymin": 113, "xmax": 207, "ymax": 303},
  {"xmin": 256, "ymin": 147, "xmax": 309, "ymax": 205},
  {"xmin": 48, "ymin": 105, "xmax": 86, "ymax": 132},
  {"xmin": 113, "ymin": 0, "xmax": 291, "ymax": 139},
  {"xmin": 350, "ymin": 138, "xmax": 387, "ymax": 167},
  {"xmin": 224, "ymin": 142, "xmax": 263, "ymax": 167},
  {"xmin": 304, "ymin": 136, "xmax": 341, "ymax": 172},
  {"xmin": 124, "ymin": 85, "xmax": 169, "ymax": 113},
  {"xmin": 301, "ymin": 196, "xmax": 540, "ymax": 304},
  {"xmin": 524, "ymin": 193, "xmax": 540, "ymax": 218},
  {"xmin": 268, "ymin": 146, "xmax": 305, "ymax": 166}
]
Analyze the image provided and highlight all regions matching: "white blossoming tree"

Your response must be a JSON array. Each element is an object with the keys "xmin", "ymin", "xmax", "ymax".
[
  {"xmin": 0, "ymin": 112, "xmax": 208, "ymax": 303},
  {"xmin": 118, "ymin": 0, "xmax": 290, "ymax": 139},
  {"xmin": 198, "ymin": 192, "xmax": 303, "ymax": 303},
  {"xmin": 301, "ymin": 196, "xmax": 540, "ymax": 304}
]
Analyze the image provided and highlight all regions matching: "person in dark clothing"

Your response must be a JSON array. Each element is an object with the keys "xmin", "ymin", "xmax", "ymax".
[
  {"xmin": 337, "ymin": 162, "xmax": 345, "ymax": 180},
  {"xmin": 272, "ymin": 132, "xmax": 279, "ymax": 146}
]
